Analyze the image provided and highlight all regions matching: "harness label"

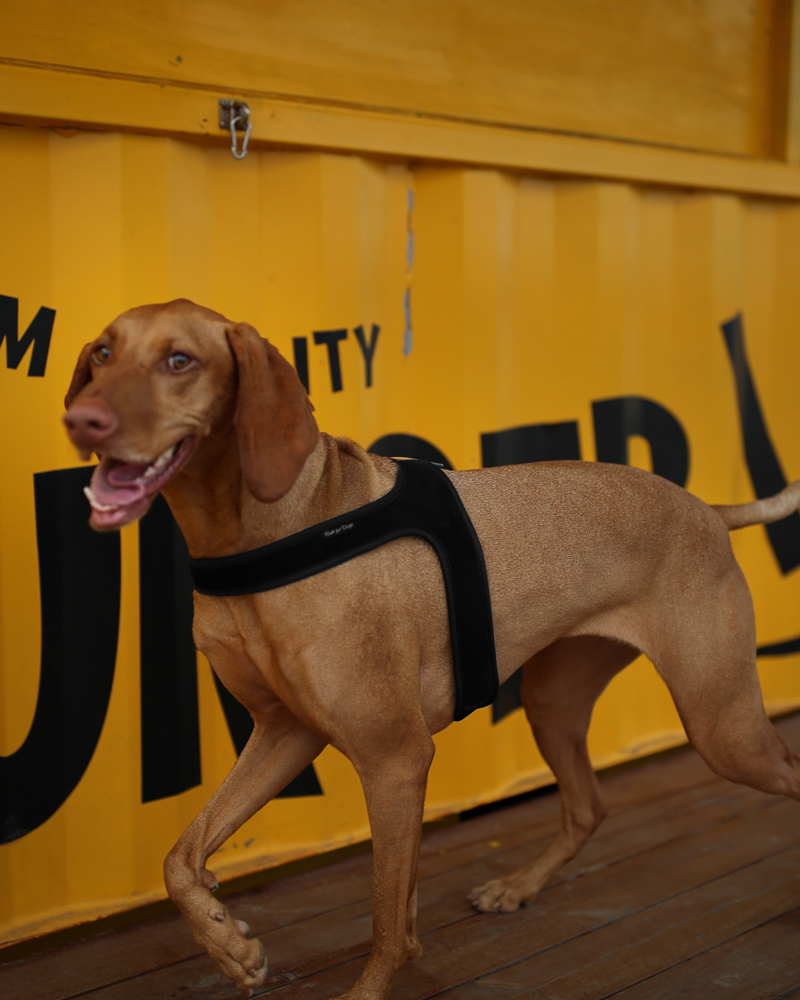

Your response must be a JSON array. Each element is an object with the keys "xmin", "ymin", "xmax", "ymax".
[{"xmin": 324, "ymin": 522, "xmax": 355, "ymax": 538}]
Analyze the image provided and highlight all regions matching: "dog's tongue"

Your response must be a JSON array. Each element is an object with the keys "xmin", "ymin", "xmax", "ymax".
[{"xmin": 90, "ymin": 455, "xmax": 149, "ymax": 506}]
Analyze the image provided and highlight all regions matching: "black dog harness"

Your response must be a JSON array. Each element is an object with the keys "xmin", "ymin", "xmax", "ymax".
[{"xmin": 189, "ymin": 459, "xmax": 498, "ymax": 721}]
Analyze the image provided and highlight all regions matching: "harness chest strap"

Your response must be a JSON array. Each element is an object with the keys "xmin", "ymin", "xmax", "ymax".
[{"xmin": 189, "ymin": 459, "xmax": 498, "ymax": 721}]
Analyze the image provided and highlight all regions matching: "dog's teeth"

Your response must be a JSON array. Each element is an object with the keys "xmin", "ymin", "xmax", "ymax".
[
  {"xmin": 143, "ymin": 444, "xmax": 179, "ymax": 479},
  {"xmin": 154, "ymin": 444, "xmax": 178, "ymax": 469},
  {"xmin": 84, "ymin": 486, "xmax": 120, "ymax": 512}
]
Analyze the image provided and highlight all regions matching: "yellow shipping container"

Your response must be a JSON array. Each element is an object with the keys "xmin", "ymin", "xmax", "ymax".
[{"xmin": 1, "ymin": 0, "xmax": 800, "ymax": 946}]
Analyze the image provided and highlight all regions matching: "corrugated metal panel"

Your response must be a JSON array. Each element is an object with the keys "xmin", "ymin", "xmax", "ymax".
[{"xmin": 1, "ymin": 126, "xmax": 799, "ymax": 943}]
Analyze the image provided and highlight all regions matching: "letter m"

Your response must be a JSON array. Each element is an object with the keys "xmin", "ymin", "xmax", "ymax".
[{"xmin": 0, "ymin": 295, "xmax": 56, "ymax": 377}]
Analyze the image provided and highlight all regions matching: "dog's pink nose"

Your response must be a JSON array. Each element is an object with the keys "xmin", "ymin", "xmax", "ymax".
[{"xmin": 63, "ymin": 401, "xmax": 118, "ymax": 449}]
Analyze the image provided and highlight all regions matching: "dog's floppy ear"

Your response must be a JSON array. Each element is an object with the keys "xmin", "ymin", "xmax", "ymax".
[
  {"xmin": 226, "ymin": 322, "xmax": 319, "ymax": 503},
  {"xmin": 64, "ymin": 343, "xmax": 94, "ymax": 409}
]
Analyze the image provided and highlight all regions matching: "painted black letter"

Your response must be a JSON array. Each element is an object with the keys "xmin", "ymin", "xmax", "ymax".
[
  {"xmin": 368, "ymin": 433, "xmax": 453, "ymax": 470},
  {"xmin": 0, "ymin": 468, "xmax": 120, "ymax": 843},
  {"xmin": 592, "ymin": 396, "xmax": 689, "ymax": 488},
  {"xmin": 313, "ymin": 329, "xmax": 348, "ymax": 393},
  {"xmin": 0, "ymin": 294, "xmax": 55, "ymax": 377},
  {"xmin": 140, "ymin": 496, "xmax": 201, "ymax": 802},
  {"xmin": 481, "ymin": 421, "xmax": 581, "ymax": 469},
  {"xmin": 721, "ymin": 313, "xmax": 800, "ymax": 575},
  {"xmin": 353, "ymin": 324, "xmax": 380, "ymax": 388}
]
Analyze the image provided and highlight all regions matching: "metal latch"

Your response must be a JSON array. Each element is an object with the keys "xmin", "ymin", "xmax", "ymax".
[{"xmin": 219, "ymin": 99, "xmax": 251, "ymax": 160}]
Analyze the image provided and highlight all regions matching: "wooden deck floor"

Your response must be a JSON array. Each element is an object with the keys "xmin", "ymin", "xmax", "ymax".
[{"xmin": 3, "ymin": 712, "xmax": 800, "ymax": 1000}]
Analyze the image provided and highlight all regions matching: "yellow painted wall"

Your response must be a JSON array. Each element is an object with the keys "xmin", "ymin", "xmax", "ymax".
[
  {"xmin": 1, "ymin": 0, "xmax": 800, "ymax": 949},
  {"xmin": 1, "ymin": 129, "xmax": 800, "ymax": 944}
]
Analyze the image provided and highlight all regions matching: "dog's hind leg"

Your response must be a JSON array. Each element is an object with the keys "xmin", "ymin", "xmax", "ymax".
[
  {"xmin": 671, "ymin": 667, "xmax": 800, "ymax": 803},
  {"xmin": 469, "ymin": 635, "xmax": 639, "ymax": 913},
  {"xmin": 652, "ymin": 575, "xmax": 800, "ymax": 805}
]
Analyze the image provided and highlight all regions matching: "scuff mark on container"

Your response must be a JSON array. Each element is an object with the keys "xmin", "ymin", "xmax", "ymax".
[{"xmin": 404, "ymin": 183, "xmax": 415, "ymax": 356}]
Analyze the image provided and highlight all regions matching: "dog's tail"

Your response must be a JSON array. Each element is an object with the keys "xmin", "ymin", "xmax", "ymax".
[{"xmin": 712, "ymin": 480, "xmax": 800, "ymax": 530}]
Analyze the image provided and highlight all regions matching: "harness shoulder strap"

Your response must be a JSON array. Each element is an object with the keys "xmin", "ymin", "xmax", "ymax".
[{"xmin": 189, "ymin": 460, "xmax": 498, "ymax": 720}]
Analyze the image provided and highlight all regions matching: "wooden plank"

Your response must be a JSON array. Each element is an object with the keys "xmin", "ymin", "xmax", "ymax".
[
  {"xmin": 0, "ymin": 0, "xmax": 787, "ymax": 157},
  {"xmin": 266, "ymin": 800, "xmax": 800, "ymax": 999},
  {"xmin": 0, "ymin": 752, "xmax": 738, "ymax": 1000},
  {"xmin": 436, "ymin": 986, "xmax": 537, "ymax": 1000},
  {"xmin": 467, "ymin": 848, "xmax": 800, "ymax": 999},
  {"xmin": 6, "ymin": 64, "xmax": 800, "ymax": 200},
  {"xmin": 254, "ymin": 789, "xmax": 772, "ymax": 981},
  {"xmin": 609, "ymin": 907, "xmax": 800, "ymax": 999},
  {"xmin": 785, "ymin": 0, "xmax": 800, "ymax": 164},
  {"xmin": 65, "ymin": 795, "xmax": 799, "ymax": 998},
  {"xmin": 0, "ymin": 731, "xmax": 719, "ymax": 1000},
  {"xmin": 2, "ymin": 714, "xmax": 797, "ymax": 1000},
  {"xmin": 439, "ymin": 782, "xmax": 759, "ymax": 909}
]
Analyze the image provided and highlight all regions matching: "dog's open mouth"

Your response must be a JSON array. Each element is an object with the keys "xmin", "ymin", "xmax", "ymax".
[{"xmin": 84, "ymin": 436, "xmax": 195, "ymax": 530}]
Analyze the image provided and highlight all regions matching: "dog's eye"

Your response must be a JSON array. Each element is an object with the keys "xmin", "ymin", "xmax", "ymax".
[
  {"xmin": 168, "ymin": 353, "xmax": 192, "ymax": 372},
  {"xmin": 92, "ymin": 345, "xmax": 110, "ymax": 365}
]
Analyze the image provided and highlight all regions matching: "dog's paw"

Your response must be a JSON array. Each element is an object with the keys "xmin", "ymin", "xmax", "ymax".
[
  {"xmin": 194, "ymin": 903, "xmax": 268, "ymax": 994},
  {"xmin": 468, "ymin": 878, "xmax": 525, "ymax": 913}
]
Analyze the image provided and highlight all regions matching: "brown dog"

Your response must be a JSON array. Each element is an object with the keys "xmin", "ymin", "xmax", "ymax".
[{"xmin": 63, "ymin": 299, "xmax": 800, "ymax": 999}]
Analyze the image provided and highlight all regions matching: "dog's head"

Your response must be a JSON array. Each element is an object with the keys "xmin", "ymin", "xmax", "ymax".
[{"xmin": 63, "ymin": 299, "xmax": 318, "ymax": 530}]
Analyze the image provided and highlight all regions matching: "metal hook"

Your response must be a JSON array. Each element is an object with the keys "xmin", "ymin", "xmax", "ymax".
[
  {"xmin": 219, "ymin": 99, "xmax": 252, "ymax": 160},
  {"xmin": 230, "ymin": 114, "xmax": 251, "ymax": 160}
]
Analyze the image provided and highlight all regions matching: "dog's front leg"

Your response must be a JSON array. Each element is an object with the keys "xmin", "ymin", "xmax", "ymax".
[
  {"xmin": 338, "ymin": 723, "xmax": 435, "ymax": 1000},
  {"xmin": 164, "ymin": 704, "xmax": 325, "ymax": 996}
]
